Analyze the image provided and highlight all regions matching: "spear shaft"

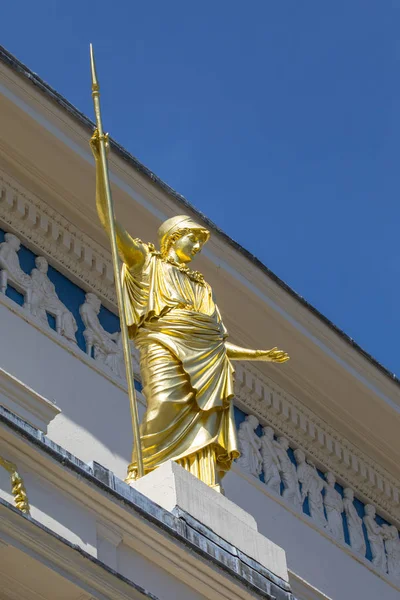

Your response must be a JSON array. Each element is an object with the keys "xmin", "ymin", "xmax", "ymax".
[{"xmin": 89, "ymin": 44, "xmax": 144, "ymax": 479}]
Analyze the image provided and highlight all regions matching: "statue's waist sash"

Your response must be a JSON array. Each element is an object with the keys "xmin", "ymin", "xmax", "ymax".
[{"xmin": 135, "ymin": 309, "xmax": 234, "ymax": 412}]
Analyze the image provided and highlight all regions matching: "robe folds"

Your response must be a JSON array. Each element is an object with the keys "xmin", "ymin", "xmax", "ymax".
[{"xmin": 122, "ymin": 246, "xmax": 239, "ymax": 476}]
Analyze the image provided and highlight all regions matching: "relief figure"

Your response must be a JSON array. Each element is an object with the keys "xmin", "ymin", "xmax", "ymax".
[
  {"xmin": 382, "ymin": 524, "xmax": 400, "ymax": 579},
  {"xmin": 294, "ymin": 449, "xmax": 327, "ymax": 529},
  {"xmin": 363, "ymin": 504, "xmax": 387, "ymax": 572},
  {"xmin": 274, "ymin": 437, "xmax": 302, "ymax": 509},
  {"xmin": 260, "ymin": 426, "xmax": 281, "ymax": 494},
  {"xmin": 31, "ymin": 257, "xmax": 78, "ymax": 344},
  {"xmin": 80, "ymin": 292, "xmax": 121, "ymax": 373},
  {"xmin": 0, "ymin": 233, "xmax": 32, "ymax": 309},
  {"xmin": 323, "ymin": 472, "xmax": 345, "ymax": 543},
  {"xmin": 237, "ymin": 415, "xmax": 263, "ymax": 477},
  {"xmin": 343, "ymin": 488, "xmax": 366, "ymax": 556}
]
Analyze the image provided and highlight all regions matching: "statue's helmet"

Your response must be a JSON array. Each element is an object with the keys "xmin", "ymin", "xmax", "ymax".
[{"xmin": 158, "ymin": 215, "xmax": 210, "ymax": 256}]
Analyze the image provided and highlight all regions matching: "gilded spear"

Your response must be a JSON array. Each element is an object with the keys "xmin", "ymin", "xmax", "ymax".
[{"xmin": 89, "ymin": 44, "xmax": 144, "ymax": 478}]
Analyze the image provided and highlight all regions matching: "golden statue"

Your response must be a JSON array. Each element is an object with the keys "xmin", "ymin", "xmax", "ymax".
[{"xmin": 91, "ymin": 133, "xmax": 289, "ymax": 492}]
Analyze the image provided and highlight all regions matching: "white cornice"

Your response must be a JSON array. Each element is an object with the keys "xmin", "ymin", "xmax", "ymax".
[
  {"xmin": 1, "ymin": 416, "xmax": 399, "ymax": 595},
  {"xmin": 0, "ymin": 506, "xmax": 153, "ymax": 600},
  {"xmin": 288, "ymin": 572, "xmax": 333, "ymax": 600},
  {"xmin": 0, "ymin": 426, "xmax": 281, "ymax": 600},
  {"xmin": 0, "ymin": 366, "xmax": 60, "ymax": 433}
]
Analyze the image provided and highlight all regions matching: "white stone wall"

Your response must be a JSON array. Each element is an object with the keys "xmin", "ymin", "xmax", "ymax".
[
  {"xmin": 0, "ymin": 427, "xmax": 259, "ymax": 600},
  {"xmin": 117, "ymin": 545, "xmax": 209, "ymax": 600}
]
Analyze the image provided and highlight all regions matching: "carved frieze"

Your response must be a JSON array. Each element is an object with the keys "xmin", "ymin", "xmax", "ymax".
[
  {"xmin": 234, "ymin": 362, "xmax": 400, "ymax": 527},
  {"xmin": 0, "ymin": 171, "xmax": 116, "ymax": 305},
  {"xmin": 80, "ymin": 292, "xmax": 140, "ymax": 379}
]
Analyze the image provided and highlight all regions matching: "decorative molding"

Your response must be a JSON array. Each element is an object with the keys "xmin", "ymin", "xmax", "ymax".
[
  {"xmin": 234, "ymin": 362, "xmax": 400, "ymax": 528},
  {"xmin": 238, "ymin": 417, "xmax": 400, "ymax": 578},
  {"xmin": 0, "ymin": 456, "xmax": 30, "ymax": 514},
  {"xmin": 0, "ymin": 365, "xmax": 61, "ymax": 433},
  {"xmin": 0, "ymin": 170, "xmax": 116, "ymax": 306}
]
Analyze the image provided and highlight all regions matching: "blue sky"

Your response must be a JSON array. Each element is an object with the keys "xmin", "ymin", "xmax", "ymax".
[{"xmin": 2, "ymin": 2, "xmax": 400, "ymax": 374}]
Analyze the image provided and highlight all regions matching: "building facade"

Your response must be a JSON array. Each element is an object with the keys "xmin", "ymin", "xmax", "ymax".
[{"xmin": 0, "ymin": 45, "xmax": 399, "ymax": 600}]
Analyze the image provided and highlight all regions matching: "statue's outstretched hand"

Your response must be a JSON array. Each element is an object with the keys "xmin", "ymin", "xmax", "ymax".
[
  {"xmin": 90, "ymin": 128, "xmax": 109, "ymax": 160},
  {"xmin": 256, "ymin": 347, "xmax": 289, "ymax": 363}
]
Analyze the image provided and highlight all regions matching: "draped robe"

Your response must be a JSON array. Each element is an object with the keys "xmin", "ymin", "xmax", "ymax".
[{"xmin": 122, "ymin": 244, "xmax": 239, "ymax": 477}]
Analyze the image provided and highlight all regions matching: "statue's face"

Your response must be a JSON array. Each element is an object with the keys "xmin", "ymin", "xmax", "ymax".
[
  {"xmin": 36, "ymin": 258, "xmax": 48, "ymax": 273},
  {"xmin": 173, "ymin": 231, "xmax": 204, "ymax": 264}
]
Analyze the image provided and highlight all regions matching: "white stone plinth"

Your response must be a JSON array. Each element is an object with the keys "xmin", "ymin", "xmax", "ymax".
[{"xmin": 131, "ymin": 460, "xmax": 288, "ymax": 582}]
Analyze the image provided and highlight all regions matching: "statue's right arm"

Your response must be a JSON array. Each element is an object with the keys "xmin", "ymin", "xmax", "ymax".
[{"xmin": 91, "ymin": 131, "xmax": 147, "ymax": 271}]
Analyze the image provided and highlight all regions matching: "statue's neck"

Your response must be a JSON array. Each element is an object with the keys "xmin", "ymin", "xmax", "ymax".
[{"xmin": 166, "ymin": 249, "xmax": 191, "ymax": 267}]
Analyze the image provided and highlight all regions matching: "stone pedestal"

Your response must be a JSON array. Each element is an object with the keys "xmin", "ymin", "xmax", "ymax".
[{"xmin": 131, "ymin": 460, "xmax": 288, "ymax": 583}]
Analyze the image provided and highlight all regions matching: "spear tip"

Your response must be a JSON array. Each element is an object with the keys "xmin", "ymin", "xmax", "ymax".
[{"xmin": 90, "ymin": 43, "xmax": 99, "ymax": 92}]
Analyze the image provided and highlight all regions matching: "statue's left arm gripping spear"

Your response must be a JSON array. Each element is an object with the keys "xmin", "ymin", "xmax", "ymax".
[{"xmin": 89, "ymin": 44, "xmax": 144, "ymax": 478}]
